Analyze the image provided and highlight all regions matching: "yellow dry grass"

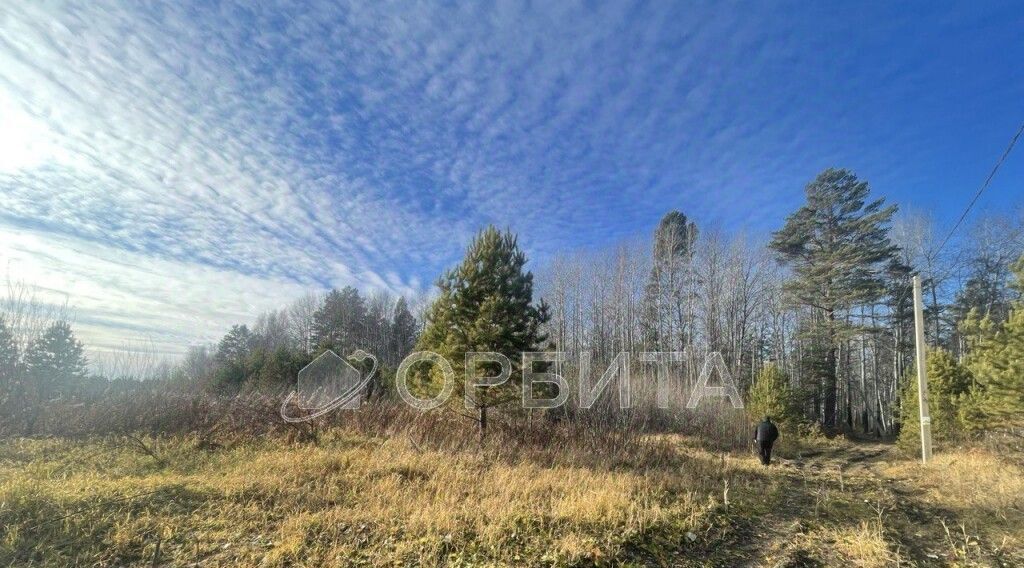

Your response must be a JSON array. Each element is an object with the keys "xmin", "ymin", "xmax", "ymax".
[
  {"xmin": 885, "ymin": 448, "xmax": 1024, "ymax": 514},
  {"xmin": 5, "ymin": 430, "xmax": 1021, "ymax": 567},
  {"xmin": 802, "ymin": 521, "xmax": 896, "ymax": 568},
  {"xmin": 0, "ymin": 432, "xmax": 717, "ymax": 566},
  {"xmin": 882, "ymin": 447, "xmax": 1024, "ymax": 563}
]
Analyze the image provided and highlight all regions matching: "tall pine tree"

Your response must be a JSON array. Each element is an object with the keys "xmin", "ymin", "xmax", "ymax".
[
  {"xmin": 769, "ymin": 168, "xmax": 898, "ymax": 428},
  {"xmin": 642, "ymin": 211, "xmax": 697, "ymax": 350},
  {"xmin": 215, "ymin": 324, "xmax": 254, "ymax": 364},
  {"xmin": 415, "ymin": 227, "xmax": 549, "ymax": 439}
]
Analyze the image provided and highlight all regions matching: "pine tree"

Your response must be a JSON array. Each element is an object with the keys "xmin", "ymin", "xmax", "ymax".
[
  {"xmin": 0, "ymin": 315, "xmax": 17, "ymax": 387},
  {"xmin": 24, "ymin": 321, "xmax": 89, "ymax": 399},
  {"xmin": 885, "ymin": 258, "xmax": 915, "ymax": 369},
  {"xmin": 642, "ymin": 211, "xmax": 697, "ymax": 350},
  {"xmin": 415, "ymin": 226, "xmax": 550, "ymax": 439},
  {"xmin": 389, "ymin": 296, "xmax": 418, "ymax": 365},
  {"xmin": 897, "ymin": 348, "xmax": 973, "ymax": 450},
  {"xmin": 216, "ymin": 324, "xmax": 254, "ymax": 364},
  {"xmin": 952, "ymin": 244, "xmax": 1018, "ymax": 327},
  {"xmin": 1012, "ymin": 255, "xmax": 1024, "ymax": 297},
  {"xmin": 953, "ymin": 272, "xmax": 1013, "ymax": 327},
  {"xmin": 747, "ymin": 363, "xmax": 800, "ymax": 428},
  {"xmin": 253, "ymin": 346, "xmax": 310, "ymax": 392},
  {"xmin": 769, "ymin": 168, "xmax": 898, "ymax": 427},
  {"xmin": 0, "ymin": 316, "xmax": 20, "ymax": 425},
  {"xmin": 960, "ymin": 256, "xmax": 1024, "ymax": 429}
]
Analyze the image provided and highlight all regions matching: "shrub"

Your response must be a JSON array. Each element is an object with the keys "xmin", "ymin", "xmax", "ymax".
[
  {"xmin": 746, "ymin": 363, "xmax": 800, "ymax": 430},
  {"xmin": 897, "ymin": 348, "xmax": 972, "ymax": 451},
  {"xmin": 962, "ymin": 308, "xmax": 1024, "ymax": 430}
]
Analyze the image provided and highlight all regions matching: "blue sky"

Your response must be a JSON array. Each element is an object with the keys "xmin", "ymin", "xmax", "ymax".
[{"xmin": 1, "ymin": 1, "xmax": 1022, "ymax": 357}]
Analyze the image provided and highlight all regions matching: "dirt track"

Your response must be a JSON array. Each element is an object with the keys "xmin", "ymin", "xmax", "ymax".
[{"xmin": 692, "ymin": 442, "xmax": 1019, "ymax": 567}]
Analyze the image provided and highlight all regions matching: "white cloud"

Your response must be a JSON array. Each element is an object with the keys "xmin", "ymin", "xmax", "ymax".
[
  {"xmin": 2, "ymin": 0, "xmax": 987, "ymax": 356},
  {"xmin": 2, "ymin": 226, "xmax": 308, "ymax": 356},
  {"xmin": 0, "ymin": 1, "xmax": 451, "ymax": 354}
]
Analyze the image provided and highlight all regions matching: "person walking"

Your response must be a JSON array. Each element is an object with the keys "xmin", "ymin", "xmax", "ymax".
[{"xmin": 753, "ymin": 416, "xmax": 780, "ymax": 465}]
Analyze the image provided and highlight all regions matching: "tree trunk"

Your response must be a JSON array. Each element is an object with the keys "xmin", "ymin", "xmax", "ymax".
[
  {"xmin": 871, "ymin": 305, "xmax": 884, "ymax": 436},
  {"xmin": 859, "ymin": 307, "xmax": 868, "ymax": 434},
  {"xmin": 858, "ymin": 333, "xmax": 866, "ymax": 433},
  {"xmin": 843, "ymin": 337, "xmax": 853, "ymax": 431},
  {"xmin": 824, "ymin": 344, "xmax": 838, "ymax": 428},
  {"xmin": 479, "ymin": 405, "xmax": 487, "ymax": 443},
  {"xmin": 823, "ymin": 308, "xmax": 838, "ymax": 428}
]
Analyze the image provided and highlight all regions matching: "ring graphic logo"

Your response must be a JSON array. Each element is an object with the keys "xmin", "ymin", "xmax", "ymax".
[{"xmin": 280, "ymin": 349, "xmax": 378, "ymax": 423}]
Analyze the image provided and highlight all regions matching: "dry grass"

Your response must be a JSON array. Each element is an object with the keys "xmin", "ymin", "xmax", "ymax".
[
  {"xmin": 0, "ymin": 425, "xmax": 742, "ymax": 567},
  {"xmin": 882, "ymin": 447, "xmax": 1024, "ymax": 563},
  {"xmin": 803, "ymin": 521, "xmax": 897, "ymax": 567},
  {"xmin": 885, "ymin": 448, "xmax": 1024, "ymax": 514},
  {"xmin": 6, "ymin": 393, "xmax": 1021, "ymax": 566},
  {"xmin": 0, "ymin": 388, "xmax": 763, "ymax": 566}
]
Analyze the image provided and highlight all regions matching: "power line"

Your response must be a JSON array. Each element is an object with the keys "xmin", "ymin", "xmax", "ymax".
[{"xmin": 935, "ymin": 121, "xmax": 1024, "ymax": 256}]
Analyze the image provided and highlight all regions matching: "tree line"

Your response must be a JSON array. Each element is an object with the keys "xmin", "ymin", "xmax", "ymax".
[
  {"xmin": 2, "ymin": 166, "xmax": 1022, "ymax": 442},
  {"xmin": 187, "ymin": 287, "xmax": 419, "ymax": 393},
  {"xmin": 0, "ymin": 285, "xmax": 420, "ymax": 433},
  {"xmin": 538, "ymin": 168, "xmax": 1023, "ymax": 440}
]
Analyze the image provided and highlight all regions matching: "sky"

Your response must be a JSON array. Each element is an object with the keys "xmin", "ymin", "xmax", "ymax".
[{"xmin": 1, "ymin": 1, "xmax": 1023, "ymax": 359}]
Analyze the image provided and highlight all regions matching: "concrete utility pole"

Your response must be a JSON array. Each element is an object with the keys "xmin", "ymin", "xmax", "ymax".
[{"xmin": 912, "ymin": 275, "xmax": 933, "ymax": 463}]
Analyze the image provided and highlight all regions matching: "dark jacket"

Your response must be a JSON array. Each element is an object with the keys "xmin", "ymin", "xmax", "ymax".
[{"xmin": 754, "ymin": 420, "xmax": 779, "ymax": 443}]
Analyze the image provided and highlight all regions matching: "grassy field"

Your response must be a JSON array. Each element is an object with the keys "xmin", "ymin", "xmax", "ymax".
[{"xmin": 1, "ymin": 430, "xmax": 1021, "ymax": 567}]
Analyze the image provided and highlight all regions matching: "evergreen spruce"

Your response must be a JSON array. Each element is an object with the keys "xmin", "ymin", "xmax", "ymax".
[
  {"xmin": 312, "ymin": 286, "xmax": 368, "ymax": 354},
  {"xmin": 0, "ymin": 316, "xmax": 20, "ymax": 426},
  {"xmin": 216, "ymin": 324, "xmax": 255, "ymax": 364},
  {"xmin": 0, "ymin": 315, "xmax": 18, "ymax": 387},
  {"xmin": 24, "ymin": 321, "xmax": 89, "ymax": 399},
  {"xmin": 389, "ymin": 296, "xmax": 418, "ymax": 365}
]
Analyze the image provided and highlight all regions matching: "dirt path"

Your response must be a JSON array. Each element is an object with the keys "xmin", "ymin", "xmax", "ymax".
[{"xmin": 697, "ymin": 442, "xmax": 976, "ymax": 567}]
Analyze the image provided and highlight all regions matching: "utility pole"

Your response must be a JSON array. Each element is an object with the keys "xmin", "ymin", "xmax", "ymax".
[{"xmin": 912, "ymin": 275, "xmax": 933, "ymax": 463}]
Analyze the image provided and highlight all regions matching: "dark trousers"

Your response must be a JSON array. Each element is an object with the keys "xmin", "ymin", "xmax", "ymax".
[{"xmin": 757, "ymin": 440, "xmax": 774, "ymax": 465}]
